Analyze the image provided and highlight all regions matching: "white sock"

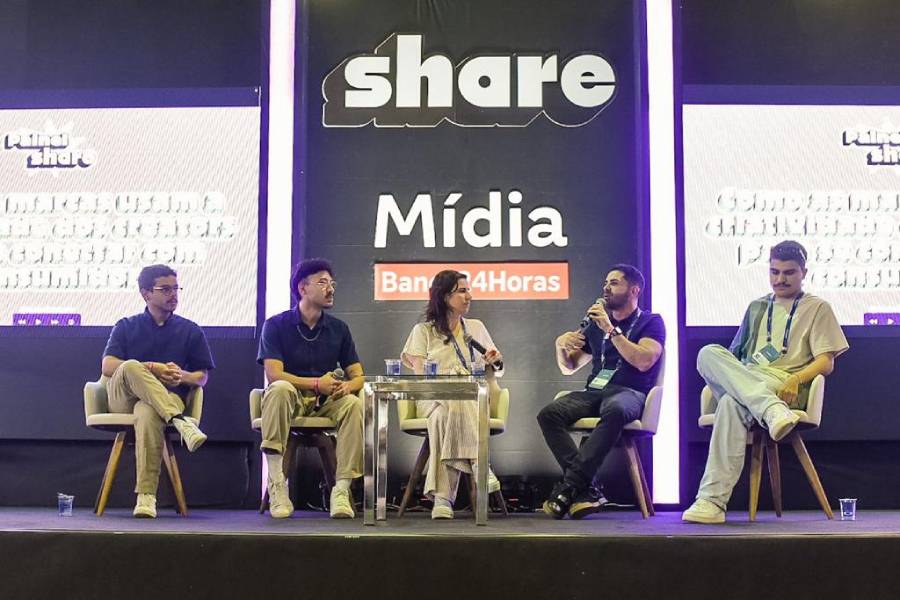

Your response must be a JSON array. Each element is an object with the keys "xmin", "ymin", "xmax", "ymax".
[
  {"xmin": 434, "ymin": 496, "xmax": 453, "ymax": 509},
  {"xmin": 335, "ymin": 478, "xmax": 351, "ymax": 491},
  {"xmin": 265, "ymin": 452, "xmax": 284, "ymax": 482}
]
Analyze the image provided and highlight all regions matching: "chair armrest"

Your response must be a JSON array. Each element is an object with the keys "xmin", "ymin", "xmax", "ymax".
[
  {"xmin": 396, "ymin": 398, "xmax": 416, "ymax": 422},
  {"xmin": 804, "ymin": 374, "xmax": 825, "ymax": 426},
  {"xmin": 249, "ymin": 388, "xmax": 264, "ymax": 423},
  {"xmin": 700, "ymin": 386, "xmax": 717, "ymax": 416},
  {"xmin": 84, "ymin": 379, "xmax": 109, "ymax": 423},
  {"xmin": 492, "ymin": 388, "xmax": 510, "ymax": 424},
  {"xmin": 640, "ymin": 385, "xmax": 663, "ymax": 434}
]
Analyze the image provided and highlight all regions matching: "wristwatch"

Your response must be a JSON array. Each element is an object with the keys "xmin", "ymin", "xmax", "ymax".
[{"xmin": 608, "ymin": 325, "xmax": 623, "ymax": 339}]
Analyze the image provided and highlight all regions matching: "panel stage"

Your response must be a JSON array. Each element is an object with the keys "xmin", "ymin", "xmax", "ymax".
[{"xmin": 2, "ymin": 508, "xmax": 899, "ymax": 599}]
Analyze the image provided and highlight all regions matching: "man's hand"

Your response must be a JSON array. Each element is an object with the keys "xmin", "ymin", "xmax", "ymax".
[
  {"xmin": 556, "ymin": 331, "xmax": 586, "ymax": 353},
  {"xmin": 317, "ymin": 372, "xmax": 340, "ymax": 396},
  {"xmin": 777, "ymin": 374, "xmax": 801, "ymax": 408},
  {"xmin": 158, "ymin": 362, "xmax": 183, "ymax": 387},
  {"xmin": 588, "ymin": 301, "xmax": 613, "ymax": 334}
]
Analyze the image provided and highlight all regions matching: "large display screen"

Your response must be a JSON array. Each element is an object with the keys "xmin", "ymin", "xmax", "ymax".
[
  {"xmin": 683, "ymin": 103, "xmax": 900, "ymax": 327},
  {"xmin": 0, "ymin": 89, "xmax": 260, "ymax": 329}
]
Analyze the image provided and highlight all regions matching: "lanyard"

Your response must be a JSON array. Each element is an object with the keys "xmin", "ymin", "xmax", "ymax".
[
  {"xmin": 599, "ymin": 308, "xmax": 642, "ymax": 371},
  {"xmin": 449, "ymin": 318, "xmax": 476, "ymax": 372},
  {"xmin": 766, "ymin": 292, "xmax": 803, "ymax": 355}
]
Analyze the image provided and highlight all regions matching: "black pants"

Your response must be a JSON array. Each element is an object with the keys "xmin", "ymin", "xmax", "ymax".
[{"xmin": 537, "ymin": 385, "xmax": 645, "ymax": 490}]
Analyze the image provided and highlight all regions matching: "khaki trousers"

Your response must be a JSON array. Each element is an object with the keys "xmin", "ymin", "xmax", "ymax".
[
  {"xmin": 260, "ymin": 380, "xmax": 363, "ymax": 480},
  {"xmin": 107, "ymin": 360, "xmax": 186, "ymax": 494}
]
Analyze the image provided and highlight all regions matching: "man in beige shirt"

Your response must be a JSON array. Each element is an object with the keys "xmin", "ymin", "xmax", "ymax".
[{"xmin": 683, "ymin": 240, "xmax": 849, "ymax": 524}]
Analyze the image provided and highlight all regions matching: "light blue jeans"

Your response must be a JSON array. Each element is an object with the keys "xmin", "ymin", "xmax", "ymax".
[{"xmin": 695, "ymin": 344, "xmax": 791, "ymax": 509}]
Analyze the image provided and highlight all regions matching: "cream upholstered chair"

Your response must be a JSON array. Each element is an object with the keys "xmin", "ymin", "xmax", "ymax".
[
  {"xmin": 698, "ymin": 374, "xmax": 832, "ymax": 520},
  {"xmin": 396, "ymin": 388, "xmax": 510, "ymax": 516},
  {"xmin": 249, "ymin": 388, "xmax": 338, "ymax": 512},
  {"xmin": 558, "ymin": 384, "xmax": 663, "ymax": 519},
  {"xmin": 84, "ymin": 376, "xmax": 203, "ymax": 516}
]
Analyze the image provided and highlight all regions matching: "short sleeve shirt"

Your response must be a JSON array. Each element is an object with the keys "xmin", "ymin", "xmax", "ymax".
[
  {"xmin": 582, "ymin": 309, "xmax": 666, "ymax": 395},
  {"xmin": 102, "ymin": 309, "xmax": 215, "ymax": 398},
  {"xmin": 257, "ymin": 307, "xmax": 360, "ymax": 377},
  {"xmin": 401, "ymin": 318, "xmax": 500, "ymax": 376},
  {"xmin": 751, "ymin": 293, "xmax": 849, "ymax": 375}
]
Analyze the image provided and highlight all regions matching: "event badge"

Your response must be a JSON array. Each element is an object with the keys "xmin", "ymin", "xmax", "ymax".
[
  {"xmin": 751, "ymin": 344, "xmax": 780, "ymax": 367},
  {"xmin": 588, "ymin": 369, "xmax": 616, "ymax": 390}
]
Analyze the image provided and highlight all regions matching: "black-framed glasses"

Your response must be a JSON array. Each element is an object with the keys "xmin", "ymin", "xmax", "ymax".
[{"xmin": 152, "ymin": 285, "xmax": 182, "ymax": 295}]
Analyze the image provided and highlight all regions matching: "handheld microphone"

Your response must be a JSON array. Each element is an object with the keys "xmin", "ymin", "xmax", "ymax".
[
  {"xmin": 463, "ymin": 334, "xmax": 504, "ymax": 371},
  {"xmin": 332, "ymin": 367, "xmax": 345, "ymax": 381},
  {"xmin": 579, "ymin": 297, "xmax": 605, "ymax": 332}
]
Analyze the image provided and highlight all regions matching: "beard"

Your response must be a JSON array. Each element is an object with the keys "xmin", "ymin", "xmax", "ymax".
[{"xmin": 604, "ymin": 292, "xmax": 628, "ymax": 311}]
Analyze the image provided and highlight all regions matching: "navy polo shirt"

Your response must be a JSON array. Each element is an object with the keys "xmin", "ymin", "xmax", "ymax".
[
  {"xmin": 257, "ymin": 307, "xmax": 360, "ymax": 377},
  {"xmin": 582, "ymin": 308, "xmax": 666, "ymax": 395},
  {"xmin": 102, "ymin": 308, "xmax": 215, "ymax": 398}
]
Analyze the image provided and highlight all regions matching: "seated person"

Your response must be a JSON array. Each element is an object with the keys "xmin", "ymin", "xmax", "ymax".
[
  {"xmin": 538, "ymin": 264, "xmax": 664, "ymax": 519},
  {"xmin": 257, "ymin": 258, "xmax": 365, "ymax": 519},
  {"xmin": 682, "ymin": 241, "xmax": 848, "ymax": 523},
  {"xmin": 102, "ymin": 264, "xmax": 214, "ymax": 518},
  {"xmin": 401, "ymin": 269, "xmax": 504, "ymax": 520}
]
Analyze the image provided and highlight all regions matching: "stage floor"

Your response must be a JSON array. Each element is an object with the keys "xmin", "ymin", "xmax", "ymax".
[{"xmin": 2, "ymin": 506, "xmax": 898, "ymax": 538}]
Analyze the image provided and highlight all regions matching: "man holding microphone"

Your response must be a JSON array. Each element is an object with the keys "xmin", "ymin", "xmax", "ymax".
[{"xmin": 537, "ymin": 264, "xmax": 666, "ymax": 519}]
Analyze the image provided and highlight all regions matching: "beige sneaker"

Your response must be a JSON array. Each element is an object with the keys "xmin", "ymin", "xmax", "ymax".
[
  {"xmin": 172, "ymin": 417, "xmax": 207, "ymax": 452},
  {"xmin": 682, "ymin": 498, "xmax": 725, "ymax": 524},
  {"xmin": 765, "ymin": 404, "xmax": 800, "ymax": 442},
  {"xmin": 267, "ymin": 478, "xmax": 293, "ymax": 519},
  {"xmin": 431, "ymin": 504, "xmax": 454, "ymax": 520},
  {"xmin": 330, "ymin": 487, "xmax": 355, "ymax": 519},
  {"xmin": 133, "ymin": 493, "xmax": 157, "ymax": 518}
]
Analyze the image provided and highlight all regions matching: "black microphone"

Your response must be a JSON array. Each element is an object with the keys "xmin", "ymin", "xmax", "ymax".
[
  {"xmin": 579, "ymin": 297, "xmax": 605, "ymax": 332},
  {"xmin": 463, "ymin": 334, "xmax": 504, "ymax": 371}
]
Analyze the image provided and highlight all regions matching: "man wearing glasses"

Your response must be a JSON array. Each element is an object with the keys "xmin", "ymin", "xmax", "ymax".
[
  {"xmin": 257, "ymin": 258, "xmax": 365, "ymax": 519},
  {"xmin": 102, "ymin": 264, "xmax": 215, "ymax": 518}
]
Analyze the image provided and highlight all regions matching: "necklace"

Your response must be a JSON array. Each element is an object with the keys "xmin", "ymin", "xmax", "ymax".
[{"xmin": 296, "ymin": 324, "xmax": 322, "ymax": 342}]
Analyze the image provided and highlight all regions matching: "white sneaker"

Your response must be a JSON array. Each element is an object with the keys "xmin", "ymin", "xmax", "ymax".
[
  {"xmin": 487, "ymin": 469, "xmax": 501, "ymax": 494},
  {"xmin": 330, "ymin": 487, "xmax": 355, "ymax": 519},
  {"xmin": 682, "ymin": 498, "xmax": 725, "ymax": 524},
  {"xmin": 765, "ymin": 404, "xmax": 800, "ymax": 442},
  {"xmin": 431, "ymin": 503, "xmax": 454, "ymax": 520},
  {"xmin": 473, "ymin": 463, "xmax": 501, "ymax": 494},
  {"xmin": 172, "ymin": 417, "xmax": 207, "ymax": 452},
  {"xmin": 133, "ymin": 493, "xmax": 157, "ymax": 518},
  {"xmin": 267, "ymin": 477, "xmax": 293, "ymax": 519}
]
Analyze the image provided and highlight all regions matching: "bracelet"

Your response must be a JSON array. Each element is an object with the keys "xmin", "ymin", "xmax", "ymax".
[{"xmin": 314, "ymin": 377, "xmax": 320, "ymax": 395}]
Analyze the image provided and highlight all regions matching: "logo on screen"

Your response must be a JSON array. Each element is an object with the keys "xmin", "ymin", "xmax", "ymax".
[
  {"xmin": 3, "ymin": 122, "xmax": 96, "ymax": 170},
  {"xmin": 322, "ymin": 34, "xmax": 617, "ymax": 128}
]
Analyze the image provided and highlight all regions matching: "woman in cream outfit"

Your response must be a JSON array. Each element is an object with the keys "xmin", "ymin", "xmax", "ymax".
[{"xmin": 401, "ymin": 270, "xmax": 504, "ymax": 519}]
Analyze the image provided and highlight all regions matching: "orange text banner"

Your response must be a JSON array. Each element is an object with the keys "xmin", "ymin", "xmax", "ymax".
[{"xmin": 374, "ymin": 262, "xmax": 569, "ymax": 301}]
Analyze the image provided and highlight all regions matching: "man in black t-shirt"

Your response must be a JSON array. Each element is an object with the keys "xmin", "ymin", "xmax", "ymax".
[
  {"xmin": 257, "ymin": 258, "xmax": 365, "ymax": 519},
  {"xmin": 537, "ymin": 264, "xmax": 666, "ymax": 519}
]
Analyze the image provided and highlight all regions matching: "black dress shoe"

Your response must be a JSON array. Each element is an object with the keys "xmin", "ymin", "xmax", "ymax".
[
  {"xmin": 542, "ymin": 482, "xmax": 575, "ymax": 519},
  {"xmin": 569, "ymin": 486, "xmax": 610, "ymax": 520}
]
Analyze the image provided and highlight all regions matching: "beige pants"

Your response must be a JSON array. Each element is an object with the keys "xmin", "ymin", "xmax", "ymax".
[
  {"xmin": 107, "ymin": 359, "xmax": 186, "ymax": 494},
  {"xmin": 418, "ymin": 400, "xmax": 479, "ymax": 502},
  {"xmin": 260, "ymin": 380, "xmax": 363, "ymax": 480}
]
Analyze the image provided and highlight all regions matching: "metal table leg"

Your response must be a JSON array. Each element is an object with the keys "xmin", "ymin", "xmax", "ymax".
[
  {"xmin": 376, "ymin": 394, "xmax": 389, "ymax": 521},
  {"xmin": 363, "ymin": 384, "xmax": 376, "ymax": 525},
  {"xmin": 476, "ymin": 380, "xmax": 489, "ymax": 525}
]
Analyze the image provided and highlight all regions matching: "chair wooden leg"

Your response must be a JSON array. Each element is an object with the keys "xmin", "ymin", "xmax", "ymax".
[
  {"xmin": 466, "ymin": 471, "xmax": 477, "ymax": 512},
  {"xmin": 492, "ymin": 490, "xmax": 509, "ymax": 516},
  {"xmin": 748, "ymin": 430, "xmax": 765, "ymax": 521},
  {"xmin": 632, "ymin": 439, "xmax": 655, "ymax": 517},
  {"xmin": 789, "ymin": 432, "xmax": 834, "ymax": 519},
  {"xmin": 398, "ymin": 438, "xmax": 430, "ymax": 517},
  {"xmin": 623, "ymin": 438, "xmax": 649, "ymax": 519},
  {"xmin": 95, "ymin": 432, "xmax": 126, "ymax": 516},
  {"xmin": 259, "ymin": 449, "xmax": 269, "ymax": 514},
  {"xmin": 765, "ymin": 436, "xmax": 783, "ymax": 517},
  {"xmin": 312, "ymin": 433, "xmax": 337, "ymax": 490},
  {"xmin": 162, "ymin": 438, "xmax": 189, "ymax": 517}
]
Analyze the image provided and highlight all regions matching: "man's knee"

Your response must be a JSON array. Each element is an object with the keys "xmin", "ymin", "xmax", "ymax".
[
  {"xmin": 696, "ymin": 344, "xmax": 729, "ymax": 371},
  {"xmin": 117, "ymin": 359, "xmax": 145, "ymax": 377},
  {"xmin": 263, "ymin": 380, "xmax": 295, "ymax": 405},
  {"xmin": 598, "ymin": 400, "xmax": 631, "ymax": 426}
]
